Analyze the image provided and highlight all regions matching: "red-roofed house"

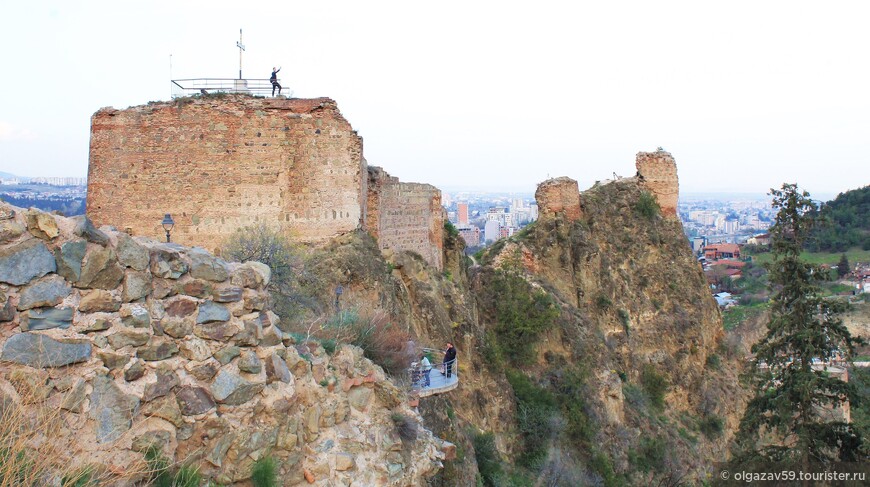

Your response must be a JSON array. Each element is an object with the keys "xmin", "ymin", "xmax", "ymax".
[{"xmin": 703, "ymin": 244, "xmax": 741, "ymax": 260}]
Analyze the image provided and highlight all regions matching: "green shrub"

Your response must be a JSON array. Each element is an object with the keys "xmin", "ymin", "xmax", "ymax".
[
  {"xmin": 641, "ymin": 364, "xmax": 669, "ymax": 411},
  {"xmin": 506, "ymin": 371, "xmax": 557, "ymax": 467},
  {"xmin": 473, "ymin": 432, "xmax": 503, "ymax": 487},
  {"xmin": 251, "ymin": 456, "xmax": 277, "ymax": 487},
  {"xmin": 145, "ymin": 447, "xmax": 201, "ymax": 487},
  {"xmin": 705, "ymin": 353, "xmax": 721, "ymax": 370},
  {"xmin": 699, "ymin": 414, "xmax": 724, "ymax": 439},
  {"xmin": 628, "ymin": 436, "xmax": 667, "ymax": 473},
  {"xmin": 444, "ymin": 220, "xmax": 460, "ymax": 239},
  {"xmin": 634, "ymin": 191, "xmax": 660, "ymax": 220},
  {"xmin": 483, "ymin": 270, "xmax": 559, "ymax": 364},
  {"xmin": 596, "ymin": 295, "xmax": 612, "ymax": 310},
  {"xmin": 589, "ymin": 449, "xmax": 619, "ymax": 487}
]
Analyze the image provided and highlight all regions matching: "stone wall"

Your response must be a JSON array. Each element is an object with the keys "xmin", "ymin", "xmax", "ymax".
[
  {"xmin": 87, "ymin": 95, "xmax": 366, "ymax": 254},
  {"xmin": 534, "ymin": 177, "xmax": 582, "ymax": 222},
  {"xmin": 635, "ymin": 150, "xmax": 679, "ymax": 218},
  {"xmin": 0, "ymin": 203, "xmax": 448, "ymax": 485},
  {"xmin": 367, "ymin": 167, "xmax": 443, "ymax": 270}
]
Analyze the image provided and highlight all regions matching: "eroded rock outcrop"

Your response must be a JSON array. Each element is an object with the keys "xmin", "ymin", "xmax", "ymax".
[{"xmin": 0, "ymin": 203, "xmax": 447, "ymax": 485}]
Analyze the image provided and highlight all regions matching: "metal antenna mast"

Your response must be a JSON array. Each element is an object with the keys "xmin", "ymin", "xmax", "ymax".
[{"xmin": 236, "ymin": 29, "xmax": 245, "ymax": 80}]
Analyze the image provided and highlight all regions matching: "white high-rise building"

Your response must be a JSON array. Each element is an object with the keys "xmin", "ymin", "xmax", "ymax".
[{"xmin": 484, "ymin": 220, "xmax": 500, "ymax": 243}]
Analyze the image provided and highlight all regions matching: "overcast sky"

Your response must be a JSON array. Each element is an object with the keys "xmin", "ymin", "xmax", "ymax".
[{"xmin": 1, "ymin": 1, "xmax": 868, "ymax": 196}]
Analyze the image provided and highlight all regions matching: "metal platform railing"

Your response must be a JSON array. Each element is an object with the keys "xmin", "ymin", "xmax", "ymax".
[
  {"xmin": 171, "ymin": 78, "xmax": 284, "ymax": 98},
  {"xmin": 409, "ymin": 353, "xmax": 459, "ymax": 397}
]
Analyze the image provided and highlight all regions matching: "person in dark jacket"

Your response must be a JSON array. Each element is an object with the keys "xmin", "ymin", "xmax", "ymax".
[
  {"xmin": 270, "ymin": 67, "xmax": 282, "ymax": 96},
  {"xmin": 443, "ymin": 343, "xmax": 457, "ymax": 378}
]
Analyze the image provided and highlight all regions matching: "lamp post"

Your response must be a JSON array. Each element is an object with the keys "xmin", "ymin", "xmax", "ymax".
[
  {"xmin": 161, "ymin": 214, "xmax": 175, "ymax": 243},
  {"xmin": 335, "ymin": 285, "xmax": 343, "ymax": 311}
]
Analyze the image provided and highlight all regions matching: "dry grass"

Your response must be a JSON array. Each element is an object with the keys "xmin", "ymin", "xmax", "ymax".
[{"xmin": 0, "ymin": 369, "xmax": 182, "ymax": 486}]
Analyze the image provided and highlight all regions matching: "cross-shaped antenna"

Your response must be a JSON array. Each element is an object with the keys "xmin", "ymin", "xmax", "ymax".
[{"xmin": 236, "ymin": 29, "xmax": 245, "ymax": 80}]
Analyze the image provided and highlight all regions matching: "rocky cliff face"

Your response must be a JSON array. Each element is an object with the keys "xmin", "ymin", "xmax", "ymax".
[{"xmin": 0, "ymin": 203, "xmax": 448, "ymax": 486}]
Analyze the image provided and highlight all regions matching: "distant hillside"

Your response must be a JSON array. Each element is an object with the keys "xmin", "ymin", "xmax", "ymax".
[{"xmin": 808, "ymin": 185, "xmax": 870, "ymax": 252}]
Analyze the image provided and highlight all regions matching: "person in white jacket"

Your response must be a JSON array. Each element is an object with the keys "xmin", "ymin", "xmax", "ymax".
[{"xmin": 420, "ymin": 354, "xmax": 432, "ymax": 387}]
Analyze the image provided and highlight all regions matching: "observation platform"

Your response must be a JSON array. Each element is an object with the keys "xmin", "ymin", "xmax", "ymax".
[
  {"xmin": 171, "ymin": 78, "xmax": 283, "ymax": 98},
  {"xmin": 409, "ymin": 356, "xmax": 458, "ymax": 398}
]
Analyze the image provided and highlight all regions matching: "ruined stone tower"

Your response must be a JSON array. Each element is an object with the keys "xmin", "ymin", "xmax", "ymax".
[
  {"xmin": 534, "ymin": 177, "xmax": 582, "ymax": 222},
  {"xmin": 635, "ymin": 150, "xmax": 679, "ymax": 218}
]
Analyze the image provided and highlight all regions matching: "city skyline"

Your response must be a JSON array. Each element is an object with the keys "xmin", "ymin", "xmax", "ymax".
[{"xmin": 1, "ymin": 1, "xmax": 868, "ymax": 196}]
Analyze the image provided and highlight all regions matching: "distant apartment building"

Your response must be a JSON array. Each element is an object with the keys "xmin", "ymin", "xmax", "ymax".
[
  {"xmin": 457, "ymin": 225, "xmax": 480, "ymax": 247},
  {"xmin": 484, "ymin": 220, "xmax": 500, "ymax": 243},
  {"xmin": 0, "ymin": 178, "xmax": 21, "ymax": 185},
  {"xmin": 30, "ymin": 177, "xmax": 87, "ymax": 186},
  {"xmin": 723, "ymin": 219, "xmax": 740, "ymax": 234},
  {"xmin": 457, "ymin": 202, "xmax": 469, "ymax": 225}
]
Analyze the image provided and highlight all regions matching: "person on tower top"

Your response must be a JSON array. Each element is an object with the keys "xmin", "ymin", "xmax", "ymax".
[{"xmin": 270, "ymin": 67, "xmax": 282, "ymax": 96}]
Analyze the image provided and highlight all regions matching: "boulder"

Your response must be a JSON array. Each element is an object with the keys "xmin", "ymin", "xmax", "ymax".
[
  {"xmin": 197, "ymin": 301, "xmax": 230, "ymax": 324},
  {"xmin": 165, "ymin": 296, "xmax": 199, "ymax": 317},
  {"xmin": 186, "ymin": 359, "xmax": 220, "ymax": 381},
  {"xmin": 176, "ymin": 386, "xmax": 217, "ymax": 415},
  {"xmin": 122, "ymin": 270, "xmax": 151, "ymax": 302},
  {"xmin": 231, "ymin": 262, "xmax": 271, "ymax": 289},
  {"xmin": 20, "ymin": 307, "xmax": 73, "ymax": 331},
  {"xmin": 141, "ymin": 394, "xmax": 183, "ymax": 427},
  {"xmin": 213, "ymin": 286, "xmax": 244, "ymax": 303},
  {"xmin": 213, "ymin": 346, "xmax": 241, "ymax": 365},
  {"xmin": 79, "ymin": 289, "xmax": 121, "ymax": 313},
  {"xmin": 179, "ymin": 337, "xmax": 211, "ymax": 361},
  {"xmin": 120, "ymin": 306, "xmax": 151, "ymax": 328},
  {"xmin": 89, "ymin": 375, "xmax": 139, "ymax": 443},
  {"xmin": 138, "ymin": 337, "xmax": 179, "ymax": 361},
  {"xmin": 0, "ymin": 219, "xmax": 25, "ymax": 244},
  {"xmin": 142, "ymin": 366, "xmax": 179, "ymax": 402},
  {"xmin": 150, "ymin": 247, "xmax": 188, "ymax": 279},
  {"xmin": 25, "ymin": 209, "xmax": 60, "ymax": 240},
  {"xmin": 237, "ymin": 350, "xmax": 262, "ymax": 374},
  {"xmin": 0, "ymin": 239, "xmax": 56, "ymax": 285},
  {"xmin": 334, "ymin": 452, "xmax": 356, "ymax": 471},
  {"xmin": 211, "ymin": 369, "xmax": 264, "ymax": 405},
  {"xmin": 108, "ymin": 328, "xmax": 151, "ymax": 348},
  {"xmin": 78, "ymin": 246, "xmax": 124, "ymax": 290},
  {"xmin": 265, "ymin": 353, "xmax": 292, "ymax": 384},
  {"xmin": 174, "ymin": 279, "xmax": 212, "ymax": 298},
  {"xmin": 18, "ymin": 274, "xmax": 71, "ymax": 310},
  {"xmin": 73, "ymin": 216, "xmax": 109, "ymax": 245},
  {"xmin": 98, "ymin": 350, "xmax": 130, "ymax": 370},
  {"xmin": 162, "ymin": 317, "xmax": 193, "ymax": 339},
  {"xmin": 55, "ymin": 240, "xmax": 87, "ymax": 282},
  {"xmin": 188, "ymin": 248, "xmax": 230, "ymax": 282},
  {"xmin": 115, "ymin": 233, "xmax": 149, "ymax": 271},
  {"xmin": 124, "ymin": 359, "xmax": 146, "ymax": 381},
  {"xmin": 82, "ymin": 318, "xmax": 112, "ymax": 332},
  {"xmin": 60, "ymin": 378, "xmax": 88, "ymax": 413}
]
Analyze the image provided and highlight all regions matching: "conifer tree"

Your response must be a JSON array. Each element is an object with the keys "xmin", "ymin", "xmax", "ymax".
[
  {"xmin": 837, "ymin": 253, "xmax": 850, "ymax": 278},
  {"xmin": 733, "ymin": 184, "xmax": 865, "ymax": 465}
]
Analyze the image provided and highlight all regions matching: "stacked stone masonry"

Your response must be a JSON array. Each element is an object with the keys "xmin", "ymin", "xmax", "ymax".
[
  {"xmin": 367, "ymin": 167, "xmax": 443, "ymax": 270},
  {"xmin": 635, "ymin": 150, "xmax": 679, "ymax": 218},
  {"xmin": 87, "ymin": 94, "xmax": 445, "ymax": 271},
  {"xmin": 0, "ymin": 203, "xmax": 449, "ymax": 485}
]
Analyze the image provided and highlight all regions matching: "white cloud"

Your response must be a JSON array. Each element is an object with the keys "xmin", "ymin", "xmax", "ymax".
[{"xmin": 0, "ymin": 122, "xmax": 37, "ymax": 141}]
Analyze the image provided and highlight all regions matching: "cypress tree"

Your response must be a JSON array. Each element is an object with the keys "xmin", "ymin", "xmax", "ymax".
[{"xmin": 732, "ymin": 184, "xmax": 865, "ymax": 465}]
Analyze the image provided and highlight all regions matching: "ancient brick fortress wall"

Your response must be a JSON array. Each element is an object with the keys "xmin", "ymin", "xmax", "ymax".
[
  {"xmin": 367, "ymin": 167, "xmax": 443, "ymax": 270},
  {"xmin": 87, "ymin": 94, "xmax": 446, "ymax": 270},
  {"xmin": 635, "ymin": 150, "xmax": 679, "ymax": 218},
  {"xmin": 87, "ymin": 96, "xmax": 366, "ymax": 253}
]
